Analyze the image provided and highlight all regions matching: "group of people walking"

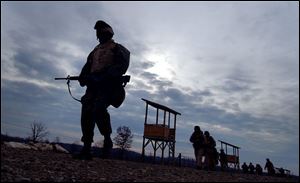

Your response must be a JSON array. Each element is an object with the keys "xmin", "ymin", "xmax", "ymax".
[
  {"xmin": 190, "ymin": 125, "xmax": 282, "ymax": 176},
  {"xmin": 241, "ymin": 162, "xmax": 263, "ymax": 175},
  {"xmin": 189, "ymin": 126, "xmax": 218, "ymax": 170},
  {"xmin": 242, "ymin": 158, "xmax": 277, "ymax": 176}
]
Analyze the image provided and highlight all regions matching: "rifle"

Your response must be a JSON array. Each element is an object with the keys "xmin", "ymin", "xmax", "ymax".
[
  {"xmin": 55, "ymin": 75, "xmax": 131, "ymax": 102},
  {"xmin": 54, "ymin": 76, "xmax": 80, "ymax": 81},
  {"xmin": 55, "ymin": 75, "xmax": 81, "ymax": 102}
]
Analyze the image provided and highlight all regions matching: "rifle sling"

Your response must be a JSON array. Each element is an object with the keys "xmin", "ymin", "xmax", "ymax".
[{"xmin": 67, "ymin": 80, "xmax": 81, "ymax": 103}]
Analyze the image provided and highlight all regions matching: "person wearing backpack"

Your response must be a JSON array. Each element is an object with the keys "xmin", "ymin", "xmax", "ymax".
[{"xmin": 75, "ymin": 20, "xmax": 130, "ymax": 160}]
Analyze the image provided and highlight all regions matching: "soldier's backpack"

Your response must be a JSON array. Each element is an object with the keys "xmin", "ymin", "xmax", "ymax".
[{"xmin": 110, "ymin": 44, "xmax": 130, "ymax": 108}]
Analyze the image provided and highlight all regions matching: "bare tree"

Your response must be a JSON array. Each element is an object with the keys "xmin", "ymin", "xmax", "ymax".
[
  {"xmin": 113, "ymin": 126, "xmax": 133, "ymax": 151},
  {"xmin": 29, "ymin": 122, "xmax": 49, "ymax": 143}
]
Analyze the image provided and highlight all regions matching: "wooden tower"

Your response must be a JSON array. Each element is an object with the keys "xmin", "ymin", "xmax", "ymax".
[
  {"xmin": 218, "ymin": 140, "xmax": 240, "ymax": 169},
  {"xmin": 141, "ymin": 98, "xmax": 181, "ymax": 163}
]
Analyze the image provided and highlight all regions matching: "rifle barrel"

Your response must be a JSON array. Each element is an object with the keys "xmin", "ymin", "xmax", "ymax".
[{"xmin": 54, "ymin": 76, "xmax": 79, "ymax": 80}]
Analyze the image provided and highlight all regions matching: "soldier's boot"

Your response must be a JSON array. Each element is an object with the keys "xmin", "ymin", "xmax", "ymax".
[{"xmin": 102, "ymin": 135, "xmax": 113, "ymax": 159}]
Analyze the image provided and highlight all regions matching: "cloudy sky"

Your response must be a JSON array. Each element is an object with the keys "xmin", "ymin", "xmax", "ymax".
[{"xmin": 1, "ymin": 1, "xmax": 299, "ymax": 175}]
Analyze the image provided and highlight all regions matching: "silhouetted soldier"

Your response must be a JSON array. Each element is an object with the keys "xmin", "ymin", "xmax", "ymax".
[
  {"xmin": 190, "ymin": 126, "xmax": 205, "ymax": 169},
  {"xmin": 203, "ymin": 131, "xmax": 216, "ymax": 170},
  {"xmin": 249, "ymin": 162, "xmax": 255, "ymax": 174},
  {"xmin": 264, "ymin": 158, "xmax": 275, "ymax": 176},
  {"xmin": 255, "ymin": 164, "xmax": 263, "ymax": 175},
  {"xmin": 75, "ymin": 20, "xmax": 130, "ymax": 160},
  {"xmin": 219, "ymin": 149, "xmax": 228, "ymax": 171},
  {"xmin": 242, "ymin": 162, "xmax": 249, "ymax": 173}
]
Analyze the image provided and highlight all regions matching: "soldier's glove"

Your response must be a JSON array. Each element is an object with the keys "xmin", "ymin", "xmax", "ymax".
[
  {"xmin": 78, "ymin": 75, "xmax": 103, "ymax": 87},
  {"xmin": 78, "ymin": 75, "xmax": 88, "ymax": 87}
]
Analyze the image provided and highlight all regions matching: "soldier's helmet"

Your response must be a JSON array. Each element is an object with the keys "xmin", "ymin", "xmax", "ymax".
[{"xmin": 94, "ymin": 20, "xmax": 114, "ymax": 36}]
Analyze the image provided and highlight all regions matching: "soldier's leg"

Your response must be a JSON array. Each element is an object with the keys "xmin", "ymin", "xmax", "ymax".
[
  {"xmin": 203, "ymin": 149, "xmax": 209, "ymax": 170},
  {"xmin": 101, "ymin": 111, "xmax": 113, "ymax": 149},
  {"xmin": 93, "ymin": 99, "xmax": 112, "ymax": 147},
  {"xmin": 72, "ymin": 100, "xmax": 95, "ymax": 160},
  {"xmin": 196, "ymin": 150, "xmax": 202, "ymax": 169},
  {"xmin": 198, "ymin": 148, "xmax": 204, "ymax": 169},
  {"xmin": 80, "ymin": 101, "xmax": 96, "ymax": 154},
  {"xmin": 98, "ymin": 111, "xmax": 113, "ymax": 149},
  {"xmin": 96, "ymin": 108, "xmax": 112, "ymax": 138},
  {"xmin": 93, "ymin": 99, "xmax": 113, "ymax": 158}
]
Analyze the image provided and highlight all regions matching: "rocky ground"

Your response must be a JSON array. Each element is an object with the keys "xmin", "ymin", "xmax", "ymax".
[{"xmin": 1, "ymin": 143, "xmax": 298, "ymax": 182}]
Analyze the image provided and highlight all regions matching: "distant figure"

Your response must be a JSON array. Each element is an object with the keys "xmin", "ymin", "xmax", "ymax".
[
  {"xmin": 203, "ymin": 131, "xmax": 216, "ymax": 170},
  {"xmin": 75, "ymin": 20, "xmax": 130, "ymax": 160},
  {"xmin": 255, "ymin": 164, "xmax": 263, "ymax": 175},
  {"xmin": 264, "ymin": 158, "xmax": 275, "ymax": 176},
  {"xmin": 242, "ymin": 162, "xmax": 249, "ymax": 173},
  {"xmin": 219, "ymin": 149, "xmax": 228, "ymax": 171},
  {"xmin": 190, "ymin": 126, "xmax": 205, "ymax": 169},
  {"xmin": 249, "ymin": 162, "xmax": 255, "ymax": 174}
]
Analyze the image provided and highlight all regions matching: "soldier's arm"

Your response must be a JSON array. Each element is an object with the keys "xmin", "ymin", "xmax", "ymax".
[
  {"xmin": 78, "ymin": 54, "xmax": 92, "ymax": 87},
  {"xmin": 106, "ymin": 44, "xmax": 130, "ymax": 78}
]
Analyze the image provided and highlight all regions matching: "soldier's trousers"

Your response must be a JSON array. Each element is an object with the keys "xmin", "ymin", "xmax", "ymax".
[{"xmin": 80, "ymin": 94, "xmax": 112, "ymax": 144}]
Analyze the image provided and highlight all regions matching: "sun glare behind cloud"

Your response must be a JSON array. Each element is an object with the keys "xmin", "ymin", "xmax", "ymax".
[{"xmin": 144, "ymin": 51, "xmax": 175, "ymax": 80}]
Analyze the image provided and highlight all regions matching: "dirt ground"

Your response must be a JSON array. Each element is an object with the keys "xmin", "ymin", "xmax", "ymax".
[{"xmin": 1, "ymin": 144, "xmax": 298, "ymax": 182}]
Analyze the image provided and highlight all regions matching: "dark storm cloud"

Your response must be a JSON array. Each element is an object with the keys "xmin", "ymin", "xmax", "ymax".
[{"xmin": 11, "ymin": 41, "xmax": 61, "ymax": 79}]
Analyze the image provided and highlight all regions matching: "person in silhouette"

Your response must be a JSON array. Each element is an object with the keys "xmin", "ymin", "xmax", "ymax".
[
  {"xmin": 219, "ymin": 149, "xmax": 228, "ymax": 171},
  {"xmin": 189, "ymin": 126, "xmax": 205, "ymax": 169},
  {"xmin": 75, "ymin": 20, "xmax": 130, "ymax": 160},
  {"xmin": 255, "ymin": 164, "xmax": 263, "ymax": 175},
  {"xmin": 249, "ymin": 162, "xmax": 255, "ymax": 174},
  {"xmin": 264, "ymin": 158, "xmax": 275, "ymax": 176},
  {"xmin": 203, "ymin": 131, "xmax": 216, "ymax": 170},
  {"xmin": 242, "ymin": 162, "xmax": 249, "ymax": 173}
]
